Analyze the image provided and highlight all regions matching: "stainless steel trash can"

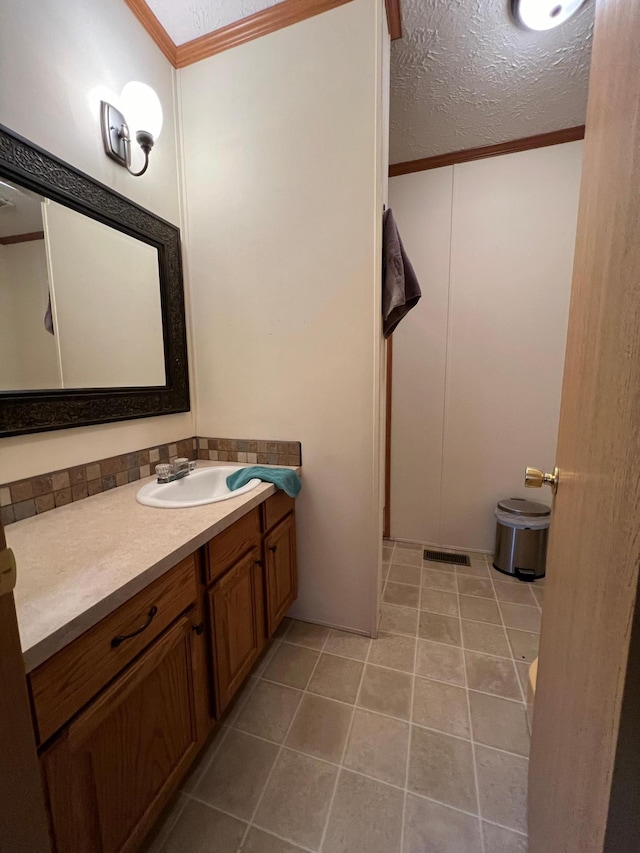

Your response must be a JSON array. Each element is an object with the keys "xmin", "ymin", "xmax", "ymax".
[{"xmin": 493, "ymin": 498, "xmax": 550, "ymax": 581}]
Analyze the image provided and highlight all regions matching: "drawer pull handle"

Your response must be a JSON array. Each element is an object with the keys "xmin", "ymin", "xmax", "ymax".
[
  {"xmin": 111, "ymin": 606, "xmax": 158, "ymax": 648},
  {"xmin": 192, "ymin": 622, "xmax": 205, "ymax": 636},
  {"xmin": 268, "ymin": 546, "xmax": 277, "ymax": 553}
]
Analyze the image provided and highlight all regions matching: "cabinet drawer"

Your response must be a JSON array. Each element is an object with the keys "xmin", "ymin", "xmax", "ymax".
[
  {"xmin": 30, "ymin": 554, "xmax": 198, "ymax": 745},
  {"xmin": 206, "ymin": 508, "xmax": 260, "ymax": 585},
  {"xmin": 262, "ymin": 491, "xmax": 295, "ymax": 533}
]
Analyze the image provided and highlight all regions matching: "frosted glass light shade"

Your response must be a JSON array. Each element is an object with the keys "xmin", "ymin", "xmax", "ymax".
[
  {"xmin": 120, "ymin": 82, "xmax": 163, "ymax": 140},
  {"xmin": 513, "ymin": 0, "xmax": 587, "ymax": 30}
]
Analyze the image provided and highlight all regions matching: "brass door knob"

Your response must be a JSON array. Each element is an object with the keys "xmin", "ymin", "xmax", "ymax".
[{"xmin": 525, "ymin": 466, "xmax": 559, "ymax": 493}]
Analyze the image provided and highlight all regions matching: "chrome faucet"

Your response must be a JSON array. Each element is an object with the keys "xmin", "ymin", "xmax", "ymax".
[{"xmin": 155, "ymin": 458, "xmax": 197, "ymax": 484}]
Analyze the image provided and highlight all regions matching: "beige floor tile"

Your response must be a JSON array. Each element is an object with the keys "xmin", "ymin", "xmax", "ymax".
[
  {"xmin": 254, "ymin": 749, "xmax": 337, "ymax": 849},
  {"xmin": 393, "ymin": 550, "xmax": 422, "ymax": 567},
  {"xmin": 343, "ymin": 708, "xmax": 409, "ymax": 786},
  {"xmin": 383, "ymin": 545, "xmax": 394, "ymax": 563},
  {"xmin": 286, "ymin": 620, "xmax": 330, "ymax": 650},
  {"xmin": 234, "ymin": 680, "xmax": 302, "ymax": 742},
  {"xmin": 415, "ymin": 640, "xmax": 465, "ymax": 685},
  {"xmin": 514, "ymin": 661, "xmax": 531, "ymax": 696},
  {"xmin": 194, "ymin": 730, "xmax": 278, "ymax": 820},
  {"xmin": 143, "ymin": 793, "xmax": 187, "ymax": 853},
  {"xmin": 412, "ymin": 677, "xmax": 470, "ymax": 738},
  {"xmin": 507, "ymin": 629, "xmax": 540, "ymax": 663},
  {"xmin": 421, "ymin": 568, "xmax": 457, "ymax": 592},
  {"xmin": 456, "ymin": 562, "xmax": 491, "ymax": 578},
  {"xmin": 285, "ymin": 694, "xmax": 353, "ymax": 763},
  {"xmin": 423, "ymin": 559, "xmax": 457, "ymax": 572},
  {"xmin": 461, "ymin": 620, "xmax": 511, "ymax": 657},
  {"xmin": 273, "ymin": 617, "xmax": 293, "ymax": 639},
  {"xmin": 162, "ymin": 801, "xmax": 246, "ymax": 853},
  {"xmin": 465, "ymin": 651, "xmax": 521, "ymax": 700},
  {"xmin": 379, "ymin": 604, "xmax": 418, "ymax": 637},
  {"xmin": 532, "ymin": 586, "xmax": 544, "ymax": 607},
  {"xmin": 384, "ymin": 582, "xmax": 420, "ymax": 608},
  {"xmin": 482, "ymin": 822, "xmax": 528, "ymax": 853},
  {"xmin": 368, "ymin": 631, "xmax": 416, "ymax": 672},
  {"xmin": 403, "ymin": 794, "xmax": 483, "ymax": 853},
  {"xmin": 307, "ymin": 653, "xmax": 364, "ymax": 703},
  {"xmin": 358, "ymin": 664, "xmax": 413, "ymax": 720},
  {"xmin": 494, "ymin": 580, "xmax": 537, "ymax": 606},
  {"xmin": 388, "ymin": 564, "xmax": 422, "ymax": 586},
  {"xmin": 180, "ymin": 726, "xmax": 229, "ymax": 794},
  {"xmin": 226, "ymin": 675, "xmax": 260, "ymax": 724},
  {"xmin": 243, "ymin": 827, "xmax": 307, "ymax": 852},
  {"xmin": 419, "ymin": 588, "xmax": 459, "ymax": 617},
  {"xmin": 418, "ymin": 611, "xmax": 462, "ymax": 646},
  {"xmin": 469, "ymin": 692, "xmax": 530, "ymax": 756},
  {"xmin": 395, "ymin": 541, "xmax": 423, "ymax": 552},
  {"xmin": 323, "ymin": 628, "xmax": 371, "ymax": 661},
  {"xmin": 459, "ymin": 594, "xmax": 502, "ymax": 625},
  {"xmin": 475, "ymin": 745, "xmax": 528, "ymax": 833},
  {"xmin": 262, "ymin": 642, "xmax": 320, "ymax": 689},
  {"xmin": 322, "ymin": 770, "xmax": 404, "ymax": 853},
  {"xmin": 408, "ymin": 727, "xmax": 477, "ymax": 812},
  {"xmin": 457, "ymin": 576, "xmax": 495, "ymax": 599},
  {"xmin": 499, "ymin": 602, "xmax": 542, "ymax": 633}
]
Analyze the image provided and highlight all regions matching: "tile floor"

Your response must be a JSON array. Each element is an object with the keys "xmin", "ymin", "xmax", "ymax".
[{"xmin": 147, "ymin": 543, "xmax": 542, "ymax": 852}]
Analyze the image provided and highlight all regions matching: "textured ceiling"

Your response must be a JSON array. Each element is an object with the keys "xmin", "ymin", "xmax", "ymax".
[
  {"xmin": 146, "ymin": 0, "xmax": 284, "ymax": 45},
  {"xmin": 390, "ymin": 0, "xmax": 594, "ymax": 164}
]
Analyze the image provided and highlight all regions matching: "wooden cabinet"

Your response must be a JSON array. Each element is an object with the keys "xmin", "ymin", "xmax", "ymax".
[
  {"xmin": 34, "ymin": 494, "xmax": 297, "ymax": 852},
  {"xmin": 264, "ymin": 514, "xmax": 297, "ymax": 637},
  {"xmin": 208, "ymin": 548, "xmax": 264, "ymax": 715},
  {"xmin": 41, "ymin": 614, "xmax": 203, "ymax": 853}
]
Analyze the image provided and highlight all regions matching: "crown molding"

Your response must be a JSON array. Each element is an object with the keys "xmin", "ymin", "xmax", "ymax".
[
  {"xmin": 125, "ymin": 0, "xmax": 355, "ymax": 69},
  {"xmin": 389, "ymin": 126, "xmax": 586, "ymax": 176}
]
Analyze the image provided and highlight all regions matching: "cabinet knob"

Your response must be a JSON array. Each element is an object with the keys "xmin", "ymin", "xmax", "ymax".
[
  {"xmin": 269, "ymin": 545, "xmax": 277, "ymax": 553},
  {"xmin": 192, "ymin": 622, "xmax": 205, "ymax": 636},
  {"xmin": 255, "ymin": 559, "xmax": 263, "ymax": 567}
]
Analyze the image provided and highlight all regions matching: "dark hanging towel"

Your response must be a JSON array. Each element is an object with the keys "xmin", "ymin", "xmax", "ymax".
[{"xmin": 382, "ymin": 207, "xmax": 421, "ymax": 338}]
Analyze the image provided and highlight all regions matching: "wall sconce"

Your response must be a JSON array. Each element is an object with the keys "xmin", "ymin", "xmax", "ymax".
[
  {"xmin": 511, "ymin": 0, "xmax": 588, "ymax": 30},
  {"xmin": 100, "ymin": 82, "xmax": 163, "ymax": 177}
]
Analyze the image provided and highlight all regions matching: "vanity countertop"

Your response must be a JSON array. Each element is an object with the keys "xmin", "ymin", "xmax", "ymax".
[{"xmin": 7, "ymin": 462, "xmax": 300, "ymax": 673}]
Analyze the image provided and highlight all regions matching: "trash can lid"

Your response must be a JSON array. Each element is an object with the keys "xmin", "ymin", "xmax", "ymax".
[{"xmin": 497, "ymin": 498, "xmax": 551, "ymax": 517}]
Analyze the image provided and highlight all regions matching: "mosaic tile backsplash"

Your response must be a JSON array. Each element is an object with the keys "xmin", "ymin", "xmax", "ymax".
[{"xmin": 0, "ymin": 436, "xmax": 301, "ymax": 526}]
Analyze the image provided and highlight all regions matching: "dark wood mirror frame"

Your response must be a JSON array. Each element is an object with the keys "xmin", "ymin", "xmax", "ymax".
[{"xmin": 0, "ymin": 124, "xmax": 190, "ymax": 437}]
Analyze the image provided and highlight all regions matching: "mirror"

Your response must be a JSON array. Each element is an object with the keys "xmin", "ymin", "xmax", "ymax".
[{"xmin": 0, "ymin": 124, "xmax": 189, "ymax": 436}]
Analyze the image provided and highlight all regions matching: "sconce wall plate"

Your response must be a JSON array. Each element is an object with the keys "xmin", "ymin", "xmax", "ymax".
[{"xmin": 100, "ymin": 101, "xmax": 129, "ymax": 167}]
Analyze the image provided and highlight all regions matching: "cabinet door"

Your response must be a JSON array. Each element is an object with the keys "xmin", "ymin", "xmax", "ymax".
[
  {"xmin": 42, "ymin": 614, "xmax": 203, "ymax": 853},
  {"xmin": 264, "ymin": 513, "xmax": 298, "ymax": 637},
  {"xmin": 209, "ymin": 549, "xmax": 262, "ymax": 715}
]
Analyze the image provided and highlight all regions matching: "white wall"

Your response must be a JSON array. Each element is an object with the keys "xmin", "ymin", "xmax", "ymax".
[
  {"xmin": 389, "ymin": 142, "xmax": 583, "ymax": 552},
  {"xmin": 179, "ymin": 0, "xmax": 385, "ymax": 634},
  {"xmin": 0, "ymin": 240, "xmax": 61, "ymax": 391},
  {"xmin": 0, "ymin": 0, "xmax": 193, "ymax": 481}
]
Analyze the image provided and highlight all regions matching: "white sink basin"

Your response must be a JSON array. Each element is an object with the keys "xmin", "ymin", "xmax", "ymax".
[{"xmin": 136, "ymin": 466, "xmax": 261, "ymax": 508}]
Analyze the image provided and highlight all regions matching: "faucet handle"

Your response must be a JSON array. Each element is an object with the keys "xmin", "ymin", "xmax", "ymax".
[
  {"xmin": 155, "ymin": 463, "xmax": 171, "ymax": 482},
  {"xmin": 188, "ymin": 460, "xmax": 197, "ymax": 472},
  {"xmin": 173, "ymin": 457, "xmax": 190, "ymax": 471}
]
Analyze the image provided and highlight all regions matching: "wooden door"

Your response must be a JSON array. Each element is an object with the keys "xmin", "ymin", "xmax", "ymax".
[
  {"xmin": 0, "ymin": 522, "xmax": 52, "ymax": 852},
  {"xmin": 264, "ymin": 514, "xmax": 298, "ymax": 636},
  {"xmin": 209, "ymin": 549, "xmax": 262, "ymax": 715},
  {"xmin": 42, "ymin": 614, "xmax": 202, "ymax": 853},
  {"xmin": 528, "ymin": 1, "xmax": 640, "ymax": 850}
]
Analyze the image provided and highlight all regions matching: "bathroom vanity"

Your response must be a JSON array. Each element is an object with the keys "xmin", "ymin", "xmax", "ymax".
[{"xmin": 7, "ymin": 467, "xmax": 297, "ymax": 853}]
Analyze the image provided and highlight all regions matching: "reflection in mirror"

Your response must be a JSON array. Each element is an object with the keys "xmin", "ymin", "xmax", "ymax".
[{"xmin": 0, "ymin": 179, "xmax": 166, "ymax": 392}]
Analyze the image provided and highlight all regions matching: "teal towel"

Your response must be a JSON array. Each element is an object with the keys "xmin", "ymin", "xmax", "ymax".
[{"xmin": 226, "ymin": 466, "xmax": 301, "ymax": 498}]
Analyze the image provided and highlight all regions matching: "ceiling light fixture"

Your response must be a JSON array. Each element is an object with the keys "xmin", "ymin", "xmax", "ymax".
[
  {"xmin": 100, "ymin": 82, "xmax": 163, "ymax": 177},
  {"xmin": 511, "ymin": 0, "xmax": 588, "ymax": 30}
]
